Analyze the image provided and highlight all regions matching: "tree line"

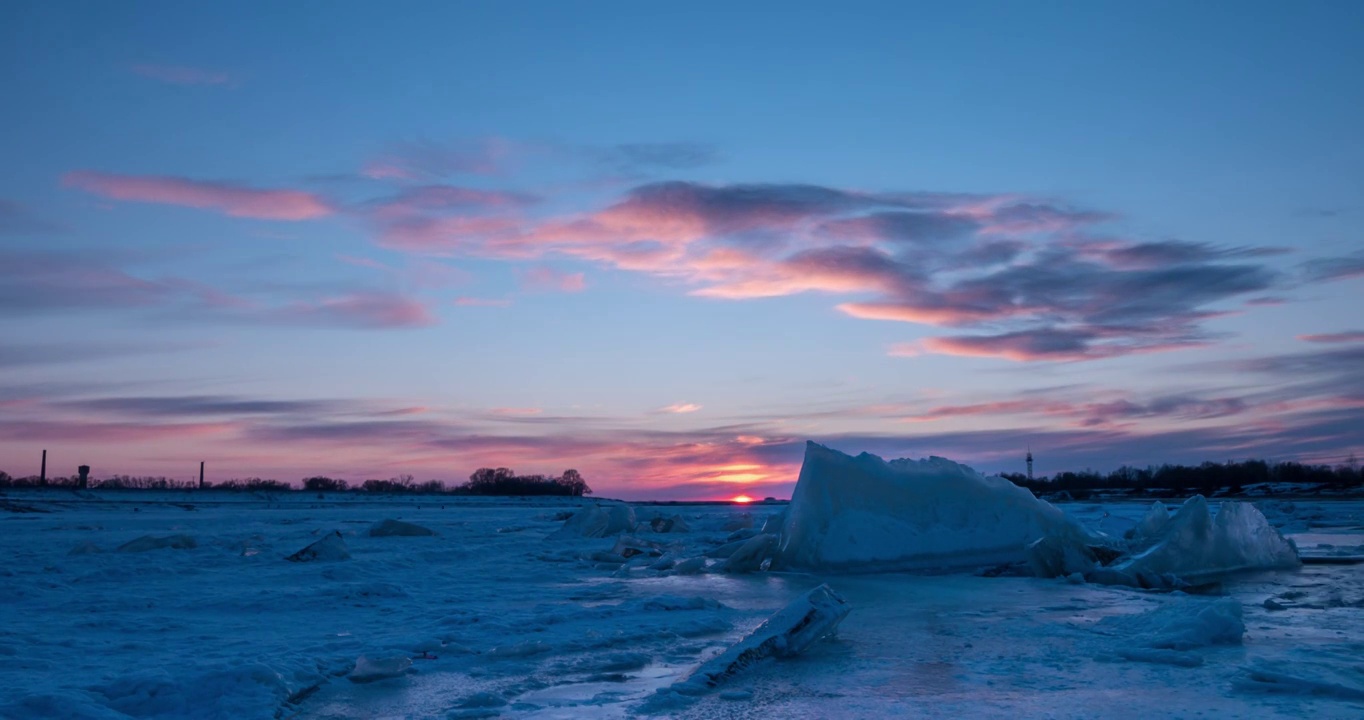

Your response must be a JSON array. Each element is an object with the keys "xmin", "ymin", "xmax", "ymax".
[
  {"xmin": 0, "ymin": 467, "xmax": 591, "ymax": 497},
  {"xmin": 1000, "ymin": 458, "xmax": 1362, "ymax": 499}
]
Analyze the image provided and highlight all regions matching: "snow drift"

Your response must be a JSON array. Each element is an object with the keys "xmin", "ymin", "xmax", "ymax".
[{"xmin": 774, "ymin": 442, "xmax": 1089, "ymax": 572}]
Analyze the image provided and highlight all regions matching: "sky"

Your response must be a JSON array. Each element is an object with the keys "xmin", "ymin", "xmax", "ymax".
[{"xmin": 1, "ymin": 1, "xmax": 1361, "ymax": 500}]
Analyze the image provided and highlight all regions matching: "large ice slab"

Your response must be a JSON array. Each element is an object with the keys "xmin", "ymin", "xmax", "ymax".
[
  {"xmin": 774, "ymin": 442, "xmax": 1087, "ymax": 572},
  {"xmin": 1103, "ymin": 496, "xmax": 1300, "ymax": 587}
]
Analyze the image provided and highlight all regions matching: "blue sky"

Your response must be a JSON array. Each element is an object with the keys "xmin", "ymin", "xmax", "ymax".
[{"xmin": 1, "ymin": 1, "xmax": 1361, "ymax": 498}]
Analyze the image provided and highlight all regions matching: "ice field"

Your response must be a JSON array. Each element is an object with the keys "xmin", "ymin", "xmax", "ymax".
[{"xmin": 2, "ymin": 479, "xmax": 1362, "ymax": 718}]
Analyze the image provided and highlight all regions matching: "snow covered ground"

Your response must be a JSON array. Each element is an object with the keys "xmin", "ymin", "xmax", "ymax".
[{"xmin": 1, "ymin": 490, "xmax": 1361, "ymax": 719}]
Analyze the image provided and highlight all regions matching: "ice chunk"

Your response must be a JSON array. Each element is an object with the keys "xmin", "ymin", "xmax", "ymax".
[
  {"xmin": 117, "ymin": 534, "xmax": 196, "ymax": 552},
  {"xmin": 1236, "ymin": 663, "xmax": 1364, "ymax": 700},
  {"xmin": 547, "ymin": 503, "xmax": 636, "ymax": 540},
  {"xmin": 704, "ymin": 537, "xmax": 751, "ymax": 559},
  {"xmin": 1107, "ymin": 496, "xmax": 1300, "ymax": 587},
  {"xmin": 671, "ymin": 556, "xmax": 707, "ymax": 575},
  {"xmin": 68, "ymin": 540, "xmax": 102, "ymax": 555},
  {"xmin": 449, "ymin": 691, "xmax": 509, "ymax": 717},
  {"xmin": 1125, "ymin": 501, "xmax": 1171, "ymax": 548},
  {"xmin": 611, "ymin": 535, "xmax": 664, "ymax": 559},
  {"xmin": 648, "ymin": 515, "xmax": 690, "ymax": 533},
  {"xmin": 1099, "ymin": 597, "xmax": 1245, "ymax": 650},
  {"xmin": 1027, "ymin": 534, "xmax": 1099, "ymax": 578},
  {"xmin": 721, "ymin": 534, "xmax": 778, "ymax": 573},
  {"xmin": 285, "ymin": 531, "xmax": 350, "ymax": 562},
  {"xmin": 723, "ymin": 513, "xmax": 754, "ymax": 532},
  {"xmin": 676, "ymin": 584, "xmax": 849, "ymax": 690},
  {"xmin": 347, "ymin": 655, "xmax": 412, "ymax": 683},
  {"xmin": 775, "ymin": 442, "xmax": 1088, "ymax": 572},
  {"xmin": 368, "ymin": 518, "xmax": 436, "ymax": 537}
]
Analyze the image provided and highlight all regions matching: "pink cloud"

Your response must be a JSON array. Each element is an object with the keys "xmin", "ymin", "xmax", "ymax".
[
  {"xmin": 1298, "ymin": 331, "xmax": 1364, "ymax": 344},
  {"xmin": 519, "ymin": 266, "xmax": 587, "ymax": 293},
  {"xmin": 130, "ymin": 63, "xmax": 233, "ymax": 86},
  {"xmin": 355, "ymin": 179, "xmax": 1279, "ymax": 362},
  {"xmin": 839, "ymin": 301, "xmax": 1016, "ymax": 326},
  {"xmin": 63, "ymin": 171, "xmax": 332, "ymax": 220},
  {"xmin": 279, "ymin": 292, "xmax": 435, "ymax": 329},
  {"xmin": 921, "ymin": 329, "xmax": 1210, "ymax": 362},
  {"xmin": 379, "ymin": 215, "xmax": 523, "ymax": 254},
  {"xmin": 491, "ymin": 407, "xmax": 543, "ymax": 417},
  {"xmin": 659, "ymin": 403, "xmax": 702, "ymax": 414}
]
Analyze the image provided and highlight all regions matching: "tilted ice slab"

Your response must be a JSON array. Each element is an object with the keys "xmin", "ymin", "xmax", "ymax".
[
  {"xmin": 774, "ymin": 442, "xmax": 1088, "ymax": 572},
  {"xmin": 669, "ymin": 584, "xmax": 850, "ymax": 694},
  {"xmin": 1101, "ymin": 496, "xmax": 1300, "ymax": 587}
]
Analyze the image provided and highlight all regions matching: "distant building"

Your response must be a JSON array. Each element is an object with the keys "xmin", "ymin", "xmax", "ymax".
[{"xmin": 1026, "ymin": 449, "xmax": 1034, "ymax": 481}]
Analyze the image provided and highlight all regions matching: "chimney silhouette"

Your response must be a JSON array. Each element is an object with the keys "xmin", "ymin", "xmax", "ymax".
[
  {"xmin": 1026, "ymin": 448, "xmax": 1034, "ymax": 481},
  {"xmin": 40, "ymin": 449, "xmax": 47, "ymax": 486},
  {"xmin": 199, "ymin": 461, "xmax": 205, "ymax": 489}
]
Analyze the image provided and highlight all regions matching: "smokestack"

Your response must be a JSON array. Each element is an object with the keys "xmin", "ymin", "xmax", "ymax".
[
  {"xmin": 40, "ymin": 449, "xmax": 46, "ymax": 486},
  {"xmin": 199, "ymin": 461, "xmax": 205, "ymax": 489}
]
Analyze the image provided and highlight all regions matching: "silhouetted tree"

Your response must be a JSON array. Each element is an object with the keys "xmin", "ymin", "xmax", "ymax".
[{"xmin": 303, "ymin": 476, "xmax": 348, "ymax": 492}]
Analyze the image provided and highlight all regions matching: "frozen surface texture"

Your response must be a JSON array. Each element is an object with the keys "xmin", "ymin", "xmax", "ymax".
[
  {"xmin": 0, "ymin": 489, "xmax": 1359, "ymax": 719},
  {"xmin": 1107, "ymin": 496, "xmax": 1302, "ymax": 587},
  {"xmin": 776, "ymin": 442, "xmax": 1087, "ymax": 571}
]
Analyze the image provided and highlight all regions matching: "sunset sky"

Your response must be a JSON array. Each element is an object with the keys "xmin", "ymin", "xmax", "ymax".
[{"xmin": 2, "ymin": 2, "xmax": 1361, "ymax": 499}]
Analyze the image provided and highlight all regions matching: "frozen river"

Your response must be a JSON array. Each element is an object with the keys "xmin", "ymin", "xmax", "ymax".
[{"xmin": 1, "ymin": 491, "xmax": 1361, "ymax": 719}]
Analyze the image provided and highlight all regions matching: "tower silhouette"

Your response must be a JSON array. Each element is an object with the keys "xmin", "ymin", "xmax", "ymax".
[{"xmin": 1026, "ymin": 448, "xmax": 1034, "ymax": 481}]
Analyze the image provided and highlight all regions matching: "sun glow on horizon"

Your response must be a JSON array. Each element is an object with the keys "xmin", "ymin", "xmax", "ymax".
[{"xmin": 731, "ymin": 494, "xmax": 754, "ymax": 503}]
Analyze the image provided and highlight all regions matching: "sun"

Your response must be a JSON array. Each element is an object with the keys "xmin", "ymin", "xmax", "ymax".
[{"xmin": 731, "ymin": 494, "xmax": 754, "ymax": 504}]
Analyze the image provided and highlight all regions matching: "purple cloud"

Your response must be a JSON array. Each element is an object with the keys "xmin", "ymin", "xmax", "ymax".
[
  {"xmin": 1299, "ymin": 331, "xmax": 1364, "ymax": 344},
  {"xmin": 64, "ymin": 171, "xmax": 333, "ymax": 220},
  {"xmin": 1302, "ymin": 250, "xmax": 1364, "ymax": 282},
  {"xmin": 276, "ymin": 292, "xmax": 436, "ymax": 329},
  {"xmin": 518, "ymin": 266, "xmax": 587, "ymax": 293}
]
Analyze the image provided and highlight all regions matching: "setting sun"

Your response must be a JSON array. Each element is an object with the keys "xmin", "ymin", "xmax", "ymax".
[{"xmin": 731, "ymin": 495, "xmax": 754, "ymax": 504}]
